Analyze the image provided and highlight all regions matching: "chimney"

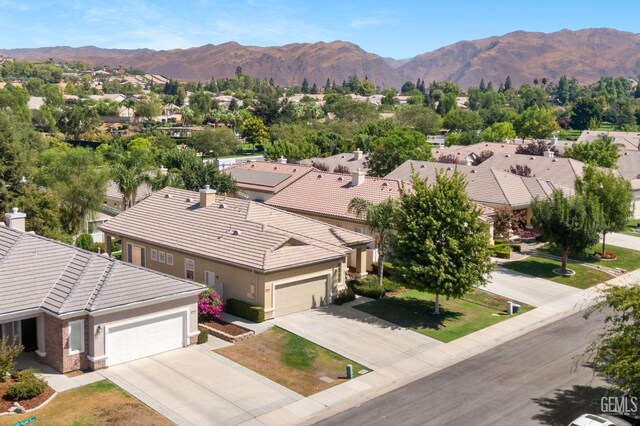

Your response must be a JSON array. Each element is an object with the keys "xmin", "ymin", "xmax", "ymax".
[
  {"xmin": 4, "ymin": 207, "xmax": 26, "ymax": 232},
  {"xmin": 277, "ymin": 157, "xmax": 287, "ymax": 164},
  {"xmin": 199, "ymin": 185, "xmax": 216, "ymax": 207},
  {"xmin": 353, "ymin": 149, "xmax": 363, "ymax": 160},
  {"xmin": 543, "ymin": 150, "xmax": 554, "ymax": 158},
  {"xmin": 351, "ymin": 168, "xmax": 366, "ymax": 187}
]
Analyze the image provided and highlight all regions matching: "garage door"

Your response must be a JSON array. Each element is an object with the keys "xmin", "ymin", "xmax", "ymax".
[
  {"xmin": 275, "ymin": 276, "xmax": 328, "ymax": 316},
  {"xmin": 107, "ymin": 312, "xmax": 185, "ymax": 366}
]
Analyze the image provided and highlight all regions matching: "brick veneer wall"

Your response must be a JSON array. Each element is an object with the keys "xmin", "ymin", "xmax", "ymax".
[{"xmin": 43, "ymin": 315, "xmax": 90, "ymax": 373}]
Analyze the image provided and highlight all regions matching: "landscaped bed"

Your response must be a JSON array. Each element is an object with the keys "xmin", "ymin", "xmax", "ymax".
[
  {"xmin": 0, "ymin": 378, "xmax": 55, "ymax": 413},
  {"xmin": 501, "ymin": 256, "xmax": 614, "ymax": 289},
  {"xmin": 215, "ymin": 327, "xmax": 368, "ymax": 396},
  {"xmin": 354, "ymin": 289, "xmax": 532, "ymax": 343},
  {"xmin": 0, "ymin": 380, "xmax": 171, "ymax": 426},
  {"xmin": 200, "ymin": 318, "xmax": 254, "ymax": 342}
]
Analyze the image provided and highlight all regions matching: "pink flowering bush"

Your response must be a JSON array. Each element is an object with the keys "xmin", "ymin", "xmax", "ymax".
[
  {"xmin": 516, "ymin": 229, "xmax": 539, "ymax": 240},
  {"xmin": 198, "ymin": 290, "xmax": 223, "ymax": 322}
]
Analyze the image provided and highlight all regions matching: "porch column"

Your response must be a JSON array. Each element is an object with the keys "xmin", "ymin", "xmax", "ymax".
[
  {"xmin": 36, "ymin": 315, "xmax": 46, "ymax": 358},
  {"xmin": 105, "ymin": 235, "xmax": 112, "ymax": 256},
  {"xmin": 355, "ymin": 247, "xmax": 368, "ymax": 278}
]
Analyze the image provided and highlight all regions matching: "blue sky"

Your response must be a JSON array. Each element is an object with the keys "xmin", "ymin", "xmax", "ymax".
[{"xmin": 0, "ymin": 0, "xmax": 638, "ymax": 58}]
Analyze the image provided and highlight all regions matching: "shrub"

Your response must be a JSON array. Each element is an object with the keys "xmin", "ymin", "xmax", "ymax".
[
  {"xmin": 6, "ymin": 370, "xmax": 47, "ymax": 400},
  {"xmin": 350, "ymin": 276, "xmax": 386, "ymax": 299},
  {"xmin": 371, "ymin": 261, "xmax": 397, "ymax": 279},
  {"xmin": 197, "ymin": 326, "xmax": 209, "ymax": 344},
  {"xmin": 75, "ymin": 233, "xmax": 93, "ymax": 250},
  {"xmin": 89, "ymin": 242, "xmax": 106, "ymax": 253},
  {"xmin": 334, "ymin": 288, "xmax": 355, "ymax": 305},
  {"xmin": 0, "ymin": 337, "xmax": 23, "ymax": 382},
  {"xmin": 510, "ymin": 244, "xmax": 522, "ymax": 253},
  {"xmin": 225, "ymin": 299, "xmax": 265, "ymax": 323},
  {"xmin": 491, "ymin": 244, "xmax": 512, "ymax": 259},
  {"xmin": 198, "ymin": 290, "xmax": 224, "ymax": 322}
]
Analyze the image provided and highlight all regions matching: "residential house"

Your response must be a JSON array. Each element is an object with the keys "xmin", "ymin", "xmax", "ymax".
[
  {"xmin": 0, "ymin": 208, "xmax": 203, "ymax": 373},
  {"xmin": 299, "ymin": 150, "xmax": 368, "ymax": 173},
  {"xmin": 266, "ymin": 169, "xmax": 404, "ymax": 270},
  {"xmin": 100, "ymin": 187, "xmax": 372, "ymax": 319},
  {"xmin": 222, "ymin": 160, "xmax": 317, "ymax": 201},
  {"xmin": 385, "ymin": 160, "xmax": 574, "ymax": 223},
  {"xmin": 577, "ymin": 130, "xmax": 640, "ymax": 150}
]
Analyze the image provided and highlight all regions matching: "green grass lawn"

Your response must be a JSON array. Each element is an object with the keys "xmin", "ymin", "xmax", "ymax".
[
  {"xmin": 501, "ymin": 256, "xmax": 612, "ymax": 289},
  {"xmin": 623, "ymin": 219, "xmax": 640, "ymax": 238},
  {"xmin": 354, "ymin": 289, "xmax": 532, "ymax": 343},
  {"xmin": 539, "ymin": 243, "xmax": 640, "ymax": 272}
]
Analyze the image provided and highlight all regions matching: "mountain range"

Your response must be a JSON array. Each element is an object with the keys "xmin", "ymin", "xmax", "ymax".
[{"xmin": 1, "ymin": 28, "xmax": 639, "ymax": 89}]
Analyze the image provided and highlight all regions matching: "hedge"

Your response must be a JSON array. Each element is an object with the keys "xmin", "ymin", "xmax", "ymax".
[
  {"xmin": 371, "ymin": 261, "xmax": 397, "ymax": 279},
  {"xmin": 334, "ymin": 288, "xmax": 356, "ymax": 305},
  {"xmin": 349, "ymin": 275, "xmax": 397, "ymax": 299},
  {"xmin": 491, "ymin": 243, "xmax": 512, "ymax": 259},
  {"xmin": 225, "ymin": 299, "xmax": 265, "ymax": 323}
]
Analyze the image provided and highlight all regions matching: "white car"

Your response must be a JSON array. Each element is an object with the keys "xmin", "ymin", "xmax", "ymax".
[{"xmin": 569, "ymin": 414, "xmax": 633, "ymax": 426}]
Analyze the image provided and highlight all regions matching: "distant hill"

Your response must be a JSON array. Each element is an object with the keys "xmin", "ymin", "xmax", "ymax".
[{"xmin": 2, "ymin": 28, "xmax": 639, "ymax": 89}]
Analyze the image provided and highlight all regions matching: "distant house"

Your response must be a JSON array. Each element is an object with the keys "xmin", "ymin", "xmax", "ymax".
[
  {"xmin": 0, "ymin": 209, "xmax": 203, "ymax": 373},
  {"xmin": 89, "ymin": 94, "xmax": 126, "ymax": 103},
  {"xmin": 577, "ymin": 130, "xmax": 640, "ymax": 150},
  {"xmin": 299, "ymin": 150, "xmax": 368, "ymax": 173},
  {"xmin": 221, "ymin": 160, "xmax": 317, "ymax": 201},
  {"xmin": 27, "ymin": 96, "xmax": 45, "ymax": 111},
  {"xmin": 101, "ymin": 187, "xmax": 372, "ymax": 318}
]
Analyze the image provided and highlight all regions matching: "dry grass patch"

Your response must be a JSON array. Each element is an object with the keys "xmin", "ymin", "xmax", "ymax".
[
  {"xmin": 216, "ymin": 327, "xmax": 368, "ymax": 396},
  {"xmin": 0, "ymin": 380, "xmax": 170, "ymax": 426}
]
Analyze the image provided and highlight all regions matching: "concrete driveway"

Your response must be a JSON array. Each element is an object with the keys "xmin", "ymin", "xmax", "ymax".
[
  {"xmin": 605, "ymin": 232, "xmax": 640, "ymax": 251},
  {"xmin": 271, "ymin": 300, "xmax": 442, "ymax": 370},
  {"xmin": 483, "ymin": 267, "xmax": 582, "ymax": 307},
  {"xmin": 99, "ymin": 344, "xmax": 301, "ymax": 426}
]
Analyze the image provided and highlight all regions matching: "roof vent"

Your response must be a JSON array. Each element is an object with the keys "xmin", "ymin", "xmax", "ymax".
[
  {"xmin": 164, "ymin": 193, "xmax": 172, "ymax": 198},
  {"xmin": 274, "ymin": 166, "xmax": 278, "ymax": 170},
  {"xmin": 381, "ymin": 182, "xmax": 388, "ymax": 187},
  {"xmin": 530, "ymin": 157, "xmax": 535, "ymax": 160},
  {"xmin": 337, "ymin": 176, "xmax": 344, "ymax": 181},
  {"xmin": 470, "ymin": 169, "xmax": 477, "ymax": 174},
  {"xmin": 251, "ymin": 164, "xmax": 256, "ymax": 168},
  {"xmin": 485, "ymin": 144, "xmax": 489, "ymax": 147},
  {"xmin": 186, "ymin": 197, "xmax": 195, "ymax": 202},
  {"xmin": 420, "ymin": 164, "xmax": 426, "ymax": 168},
  {"xmin": 219, "ymin": 203, "xmax": 227, "ymax": 209},
  {"xmin": 552, "ymin": 159, "xmax": 558, "ymax": 162},
  {"xmin": 624, "ymin": 152, "xmax": 629, "ymax": 156},
  {"xmin": 505, "ymin": 154, "xmax": 510, "ymax": 157},
  {"xmin": 446, "ymin": 167, "xmax": 453, "ymax": 171},
  {"xmin": 317, "ymin": 174, "xmax": 322, "ymax": 179},
  {"xmin": 341, "ymin": 155, "xmax": 345, "ymax": 158},
  {"xmin": 293, "ymin": 168, "xmax": 298, "ymax": 172},
  {"xmin": 232, "ymin": 229, "xmax": 242, "ymax": 236}
]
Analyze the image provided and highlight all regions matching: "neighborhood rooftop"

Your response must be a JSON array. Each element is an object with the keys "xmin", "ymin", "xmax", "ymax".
[
  {"xmin": 0, "ymin": 225, "xmax": 203, "ymax": 318},
  {"xmin": 266, "ymin": 170, "xmax": 405, "ymax": 220},
  {"xmin": 475, "ymin": 153, "xmax": 586, "ymax": 187},
  {"xmin": 222, "ymin": 161, "xmax": 317, "ymax": 193},
  {"xmin": 100, "ymin": 187, "xmax": 371, "ymax": 272},
  {"xmin": 385, "ymin": 160, "xmax": 574, "ymax": 209}
]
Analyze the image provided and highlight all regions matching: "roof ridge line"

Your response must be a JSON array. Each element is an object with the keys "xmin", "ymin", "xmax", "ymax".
[
  {"xmin": 59, "ymin": 251, "xmax": 95, "ymax": 312},
  {"xmin": 85, "ymin": 260, "xmax": 115, "ymax": 311},
  {"xmin": 41, "ymin": 251, "xmax": 79, "ymax": 309},
  {"xmin": 0, "ymin": 229, "xmax": 22, "ymax": 266},
  {"xmin": 490, "ymin": 168, "xmax": 513, "ymax": 206}
]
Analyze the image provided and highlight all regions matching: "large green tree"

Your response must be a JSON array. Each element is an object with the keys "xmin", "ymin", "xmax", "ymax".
[
  {"xmin": 575, "ymin": 166, "xmax": 633, "ymax": 254},
  {"xmin": 396, "ymin": 105, "xmax": 442, "ymax": 136},
  {"xmin": 189, "ymin": 127, "xmax": 240, "ymax": 159},
  {"xmin": 514, "ymin": 105, "xmax": 559, "ymax": 139},
  {"xmin": 111, "ymin": 148, "xmax": 154, "ymax": 210},
  {"xmin": 57, "ymin": 105, "xmax": 98, "ymax": 138},
  {"xmin": 367, "ymin": 128, "xmax": 432, "ymax": 177},
  {"xmin": 564, "ymin": 135, "xmax": 620, "ymax": 168},
  {"xmin": 36, "ymin": 147, "xmax": 109, "ymax": 234},
  {"xmin": 240, "ymin": 116, "xmax": 269, "ymax": 152},
  {"xmin": 392, "ymin": 170, "xmax": 494, "ymax": 314},
  {"xmin": 585, "ymin": 285, "xmax": 640, "ymax": 396},
  {"xmin": 348, "ymin": 198, "xmax": 396, "ymax": 288},
  {"xmin": 531, "ymin": 190, "xmax": 602, "ymax": 274},
  {"xmin": 442, "ymin": 109, "xmax": 483, "ymax": 132}
]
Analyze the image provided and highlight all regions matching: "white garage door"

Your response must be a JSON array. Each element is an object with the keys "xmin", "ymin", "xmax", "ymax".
[
  {"xmin": 275, "ymin": 276, "xmax": 328, "ymax": 317},
  {"xmin": 107, "ymin": 312, "xmax": 185, "ymax": 366}
]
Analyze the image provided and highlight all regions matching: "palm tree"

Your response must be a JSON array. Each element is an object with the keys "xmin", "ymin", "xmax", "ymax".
[
  {"xmin": 347, "ymin": 197, "xmax": 396, "ymax": 288},
  {"xmin": 112, "ymin": 150, "xmax": 153, "ymax": 210}
]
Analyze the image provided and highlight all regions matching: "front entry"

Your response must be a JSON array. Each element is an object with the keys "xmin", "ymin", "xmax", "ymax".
[{"xmin": 21, "ymin": 318, "xmax": 37, "ymax": 351}]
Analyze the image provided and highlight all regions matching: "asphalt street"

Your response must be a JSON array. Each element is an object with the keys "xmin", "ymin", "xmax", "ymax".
[{"xmin": 317, "ymin": 310, "xmax": 616, "ymax": 426}]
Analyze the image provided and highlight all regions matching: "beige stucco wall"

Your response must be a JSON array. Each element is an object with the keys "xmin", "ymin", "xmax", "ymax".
[{"xmin": 88, "ymin": 295, "xmax": 198, "ymax": 359}]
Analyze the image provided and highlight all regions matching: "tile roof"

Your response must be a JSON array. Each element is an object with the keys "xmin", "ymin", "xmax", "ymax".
[
  {"xmin": 577, "ymin": 130, "xmax": 640, "ymax": 150},
  {"xmin": 385, "ymin": 161, "xmax": 574, "ymax": 209},
  {"xmin": 618, "ymin": 150, "xmax": 640, "ymax": 174},
  {"xmin": 475, "ymin": 154, "xmax": 585, "ymax": 187},
  {"xmin": 299, "ymin": 152, "xmax": 369, "ymax": 173},
  {"xmin": 222, "ymin": 161, "xmax": 316, "ymax": 194},
  {"xmin": 0, "ymin": 225, "xmax": 203, "ymax": 318},
  {"xmin": 266, "ymin": 172, "xmax": 405, "ymax": 221},
  {"xmin": 100, "ymin": 187, "xmax": 371, "ymax": 273},
  {"xmin": 106, "ymin": 180, "xmax": 153, "ymax": 204}
]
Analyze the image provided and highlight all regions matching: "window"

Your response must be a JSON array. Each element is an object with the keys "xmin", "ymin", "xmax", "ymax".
[
  {"xmin": 205, "ymin": 271, "xmax": 215, "ymax": 288},
  {"xmin": 247, "ymin": 284, "xmax": 255, "ymax": 300},
  {"xmin": 158, "ymin": 250, "xmax": 165, "ymax": 264},
  {"xmin": 151, "ymin": 249, "xmax": 158, "ymax": 261},
  {"xmin": 88, "ymin": 220, "xmax": 106, "ymax": 234},
  {"xmin": 126, "ymin": 243, "xmax": 145, "ymax": 267},
  {"xmin": 166, "ymin": 253, "xmax": 174, "ymax": 266},
  {"xmin": 68, "ymin": 320, "xmax": 84, "ymax": 355},
  {"xmin": 338, "ymin": 262, "xmax": 344, "ymax": 283},
  {"xmin": 126, "ymin": 243, "xmax": 132, "ymax": 263},
  {"xmin": 185, "ymin": 258, "xmax": 195, "ymax": 280},
  {"xmin": 355, "ymin": 227, "xmax": 364, "ymax": 234}
]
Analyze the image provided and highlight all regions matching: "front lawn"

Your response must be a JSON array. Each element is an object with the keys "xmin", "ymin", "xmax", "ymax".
[
  {"xmin": 354, "ymin": 289, "xmax": 532, "ymax": 343},
  {"xmin": 215, "ymin": 327, "xmax": 368, "ymax": 396},
  {"xmin": 501, "ymin": 256, "xmax": 612, "ymax": 289},
  {"xmin": 538, "ymin": 243, "xmax": 640, "ymax": 272},
  {"xmin": 623, "ymin": 219, "xmax": 640, "ymax": 238},
  {"xmin": 0, "ymin": 380, "xmax": 170, "ymax": 426}
]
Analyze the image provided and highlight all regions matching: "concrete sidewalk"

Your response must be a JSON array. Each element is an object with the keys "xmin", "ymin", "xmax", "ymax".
[
  {"xmin": 604, "ymin": 232, "xmax": 640, "ymax": 251},
  {"xmin": 483, "ymin": 267, "xmax": 581, "ymax": 307},
  {"xmin": 250, "ymin": 270, "xmax": 640, "ymax": 426}
]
